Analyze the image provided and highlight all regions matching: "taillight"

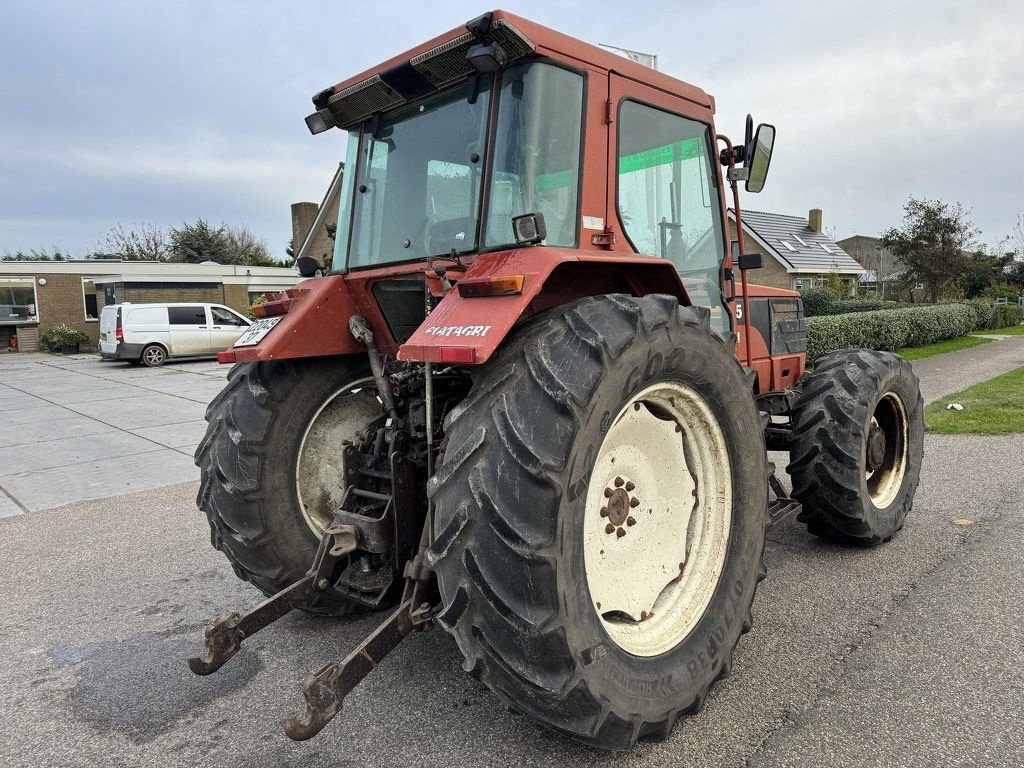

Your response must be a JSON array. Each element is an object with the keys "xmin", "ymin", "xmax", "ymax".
[
  {"xmin": 217, "ymin": 350, "xmax": 237, "ymax": 364},
  {"xmin": 438, "ymin": 346, "xmax": 475, "ymax": 364},
  {"xmin": 115, "ymin": 328, "xmax": 124, "ymax": 342}
]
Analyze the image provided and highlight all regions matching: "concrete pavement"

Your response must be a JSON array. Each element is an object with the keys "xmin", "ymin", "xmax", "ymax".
[
  {"xmin": 0, "ymin": 353, "xmax": 227, "ymax": 514},
  {"xmin": 0, "ymin": 431, "xmax": 1019, "ymax": 767},
  {"xmin": 0, "ymin": 339, "xmax": 1022, "ymax": 766}
]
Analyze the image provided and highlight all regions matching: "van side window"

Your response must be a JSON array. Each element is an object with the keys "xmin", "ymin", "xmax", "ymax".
[
  {"xmin": 169, "ymin": 306, "xmax": 206, "ymax": 325},
  {"xmin": 211, "ymin": 307, "xmax": 248, "ymax": 327}
]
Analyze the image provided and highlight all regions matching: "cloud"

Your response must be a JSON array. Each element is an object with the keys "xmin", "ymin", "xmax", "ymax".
[{"xmin": 1, "ymin": 0, "xmax": 1022, "ymax": 255}]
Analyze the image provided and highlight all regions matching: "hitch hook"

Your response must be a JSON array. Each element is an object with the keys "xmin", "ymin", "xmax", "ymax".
[{"xmin": 282, "ymin": 597, "xmax": 415, "ymax": 740}]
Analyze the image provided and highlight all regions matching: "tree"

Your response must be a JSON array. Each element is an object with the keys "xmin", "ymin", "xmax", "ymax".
[
  {"xmin": 2, "ymin": 248, "xmax": 68, "ymax": 261},
  {"xmin": 168, "ymin": 219, "xmax": 234, "ymax": 264},
  {"xmin": 881, "ymin": 197, "xmax": 980, "ymax": 303},
  {"xmin": 100, "ymin": 222, "xmax": 169, "ymax": 261},
  {"xmin": 825, "ymin": 271, "xmax": 845, "ymax": 299},
  {"xmin": 226, "ymin": 224, "xmax": 278, "ymax": 267},
  {"xmin": 960, "ymin": 249, "xmax": 1013, "ymax": 298},
  {"xmin": 1011, "ymin": 213, "xmax": 1024, "ymax": 257}
]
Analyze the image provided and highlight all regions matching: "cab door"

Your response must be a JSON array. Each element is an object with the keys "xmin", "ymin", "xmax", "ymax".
[{"xmin": 606, "ymin": 73, "xmax": 731, "ymax": 335}]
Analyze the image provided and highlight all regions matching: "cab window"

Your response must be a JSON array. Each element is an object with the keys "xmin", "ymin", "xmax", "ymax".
[{"xmin": 616, "ymin": 101, "xmax": 727, "ymax": 330}]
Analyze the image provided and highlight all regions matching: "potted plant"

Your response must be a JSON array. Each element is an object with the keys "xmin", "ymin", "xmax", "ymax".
[
  {"xmin": 50, "ymin": 323, "xmax": 89, "ymax": 354},
  {"xmin": 40, "ymin": 327, "xmax": 62, "ymax": 353}
]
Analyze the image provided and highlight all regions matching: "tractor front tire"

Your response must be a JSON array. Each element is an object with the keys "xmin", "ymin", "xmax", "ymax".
[
  {"xmin": 195, "ymin": 356, "xmax": 378, "ymax": 615},
  {"xmin": 788, "ymin": 349, "xmax": 924, "ymax": 545},
  {"xmin": 428, "ymin": 295, "xmax": 768, "ymax": 749}
]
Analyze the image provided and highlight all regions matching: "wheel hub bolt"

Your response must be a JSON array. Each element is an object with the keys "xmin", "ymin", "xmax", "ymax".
[{"xmin": 602, "ymin": 480, "xmax": 640, "ymax": 537}]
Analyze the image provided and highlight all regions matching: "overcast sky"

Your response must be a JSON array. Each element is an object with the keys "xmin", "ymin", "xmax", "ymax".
[{"xmin": 2, "ymin": 0, "xmax": 1022, "ymax": 258}]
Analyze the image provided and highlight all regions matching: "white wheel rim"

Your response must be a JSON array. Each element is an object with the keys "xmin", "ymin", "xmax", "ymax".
[
  {"xmin": 583, "ymin": 382, "xmax": 732, "ymax": 657},
  {"xmin": 295, "ymin": 377, "xmax": 381, "ymax": 536},
  {"xmin": 866, "ymin": 392, "xmax": 909, "ymax": 509},
  {"xmin": 145, "ymin": 347, "xmax": 163, "ymax": 364}
]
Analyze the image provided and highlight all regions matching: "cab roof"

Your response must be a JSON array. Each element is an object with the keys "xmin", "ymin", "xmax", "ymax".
[{"xmin": 313, "ymin": 10, "xmax": 713, "ymax": 129}]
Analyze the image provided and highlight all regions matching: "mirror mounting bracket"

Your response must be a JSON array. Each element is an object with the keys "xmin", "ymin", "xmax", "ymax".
[
  {"xmin": 719, "ymin": 145, "xmax": 746, "ymax": 167},
  {"xmin": 727, "ymin": 167, "xmax": 749, "ymax": 182}
]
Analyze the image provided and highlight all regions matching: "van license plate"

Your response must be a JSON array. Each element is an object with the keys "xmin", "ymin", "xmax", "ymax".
[{"xmin": 234, "ymin": 317, "xmax": 282, "ymax": 347}]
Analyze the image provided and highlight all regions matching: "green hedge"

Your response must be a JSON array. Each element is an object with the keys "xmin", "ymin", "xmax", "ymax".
[
  {"xmin": 963, "ymin": 300, "xmax": 992, "ymax": 329},
  {"xmin": 806, "ymin": 304, "xmax": 977, "ymax": 362},
  {"xmin": 988, "ymin": 304, "xmax": 1024, "ymax": 329},
  {"xmin": 800, "ymin": 288, "xmax": 914, "ymax": 317}
]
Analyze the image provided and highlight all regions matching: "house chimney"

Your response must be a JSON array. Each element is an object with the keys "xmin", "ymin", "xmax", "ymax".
[
  {"xmin": 808, "ymin": 208, "xmax": 823, "ymax": 233},
  {"xmin": 291, "ymin": 202, "xmax": 319, "ymax": 253}
]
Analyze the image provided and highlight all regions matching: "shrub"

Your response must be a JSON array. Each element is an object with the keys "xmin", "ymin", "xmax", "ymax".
[
  {"xmin": 799, "ymin": 288, "xmax": 836, "ymax": 316},
  {"xmin": 806, "ymin": 304, "xmax": 976, "ymax": 362},
  {"xmin": 246, "ymin": 294, "xmax": 267, "ymax": 320},
  {"xmin": 989, "ymin": 304, "xmax": 1023, "ymax": 330},
  {"xmin": 47, "ymin": 323, "xmax": 89, "ymax": 346},
  {"xmin": 963, "ymin": 300, "xmax": 993, "ymax": 330},
  {"xmin": 985, "ymin": 283, "xmax": 1021, "ymax": 303},
  {"xmin": 800, "ymin": 288, "xmax": 914, "ymax": 317}
]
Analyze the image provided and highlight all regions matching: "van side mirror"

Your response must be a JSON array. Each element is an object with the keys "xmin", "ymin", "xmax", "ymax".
[{"xmin": 745, "ymin": 123, "xmax": 776, "ymax": 193}]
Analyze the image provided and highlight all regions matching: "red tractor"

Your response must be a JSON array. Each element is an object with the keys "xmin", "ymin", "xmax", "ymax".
[{"xmin": 189, "ymin": 10, "xmax": 924, "ymax": 749}]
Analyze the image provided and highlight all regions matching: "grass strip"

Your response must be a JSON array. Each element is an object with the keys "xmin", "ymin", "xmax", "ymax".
[
  {"xmin": 897, "ymin": 334, "xmax": 993, "ymax": 360},
  {"xmin": 925, "ymin": 366, "xmax": 1024, "ymax": 435}
]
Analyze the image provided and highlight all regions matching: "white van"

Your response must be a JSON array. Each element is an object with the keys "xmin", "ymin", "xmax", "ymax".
[{"xmin": 99, "ymin": 302, "xmax": 252, "ymax": 366}]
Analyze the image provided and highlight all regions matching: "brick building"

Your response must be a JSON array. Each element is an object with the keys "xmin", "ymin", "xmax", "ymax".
[
  {"xmin": 728, "ymin": 208, "xmax": 865, "ymax": 295},
  {"xmin": 0, "ymin": 260, "xmax": 301, "ymax": 352}
]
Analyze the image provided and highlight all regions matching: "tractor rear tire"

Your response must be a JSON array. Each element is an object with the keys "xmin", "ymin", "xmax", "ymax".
[
  {"xmin": 428, "ymin": 295, "xmax": 768, "ymax": 750},
  {"xmin": 787, "ymin": 349, "xmax": 924, "ymax": 545},
  {"xmin": 195, "ymin": 356, "xmax": 378, "ymax": 616}
]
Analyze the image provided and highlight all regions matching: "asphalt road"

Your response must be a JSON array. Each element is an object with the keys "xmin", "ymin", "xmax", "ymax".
[{"xmin": 1, "ymin": 344, "xmax": 1022, "ymax": 767}]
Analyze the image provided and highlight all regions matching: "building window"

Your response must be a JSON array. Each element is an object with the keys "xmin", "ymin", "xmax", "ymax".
[
  {"xmin": 780, "ymin": 241, "xmax": 796, "ymax": 251},
  {"xmin": 794, "ymin": 278, "xmax": 811, "ymax": 291},
  {"xmin": 819, "ymin": 242, "xmax": 833, "ymax": 254},
  {"xmin": 82, "ymin": 278, "xmax": 98, "ymax": 321},
  {"xmin": 792, "ymin": 234, "xmax": 809, "ymax": 247},
  {"xmin": 0, "ymin": 278, "xmax": 38, "ymax": 324}
]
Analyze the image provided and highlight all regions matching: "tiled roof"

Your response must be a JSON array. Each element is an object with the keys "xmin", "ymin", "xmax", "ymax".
[{"xmin": 730, "ymin": 209, "xmax": 865, "ymax": 274}]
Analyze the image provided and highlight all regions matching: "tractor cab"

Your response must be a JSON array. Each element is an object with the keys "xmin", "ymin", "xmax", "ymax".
[{"xmin": 273, "ymin": 10, "xmax": 782, "ymax": 380}]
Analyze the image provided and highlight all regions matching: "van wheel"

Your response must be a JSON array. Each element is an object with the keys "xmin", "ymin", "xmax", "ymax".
[{"xmin": 141, "ymin": 344, "xmax": 167, "ymax": 367}]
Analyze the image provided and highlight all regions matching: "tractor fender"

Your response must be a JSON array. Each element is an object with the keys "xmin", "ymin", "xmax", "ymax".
[
  {"xmin": 226, "ymin": 275, "xmax": 367, "ymax": 364},
  {"xmin": 398, "ymin": 248, "xmax": 689, "ymax": 365}
]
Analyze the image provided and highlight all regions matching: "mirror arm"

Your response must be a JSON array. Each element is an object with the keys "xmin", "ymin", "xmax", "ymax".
[{"xmin": 716, "ymin": 133, "xmax": 754, "ymax": 370}]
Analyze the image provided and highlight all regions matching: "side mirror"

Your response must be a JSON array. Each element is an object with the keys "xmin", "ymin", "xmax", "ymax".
[
  {"xmin": 745, "ymin": 123, "xmax": 776, "ymax": 193},
  {"xmin": 295, "ymin": 255, "xmax": 323, "ymax": 278},
  {"xmin": 738, "ymin": 252, "xmax": 763, "ymax": 270}
]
